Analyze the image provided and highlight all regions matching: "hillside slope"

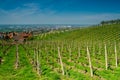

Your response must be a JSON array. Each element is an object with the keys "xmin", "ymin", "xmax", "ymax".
[
  {"xmin": 39, "ymin": 24, "xmax": 120, "ymax": 43},
  {"xmin": 1, "ymin": 24, "xmax": 120, "ymax": 80}
]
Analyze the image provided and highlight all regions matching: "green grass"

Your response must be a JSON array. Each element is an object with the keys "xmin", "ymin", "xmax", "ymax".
[
  {"xmin": 1, "ymin": 24, "xmax": 120, "ymax": 80},
  {"xmin": 0, "ymin": 45, "xmax": 39, "ymax": 80}
]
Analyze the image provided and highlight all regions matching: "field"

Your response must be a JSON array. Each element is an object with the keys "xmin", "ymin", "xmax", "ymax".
[{"xmin": 0, "ymin": 24, "xmax": 120, "ymax": 80}]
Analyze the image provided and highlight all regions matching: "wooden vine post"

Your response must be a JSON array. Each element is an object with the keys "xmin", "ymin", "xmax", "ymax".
[
  {"xmin": 78, "ymin": 47, "xmax": 80, "ymax": 58},
  {"xmin": 87, "ymin": 46, "xmax": 93, "ymax": 77},
  {"xmin": 58, "ymin": 47, "xmax": 64, "ymax": 75},
  {"xmin": 44, "ymin": 47, "xmax": 48, "ymax": 63},
  {"xmin": 36, "ymin": 48, "xmax": 40, "ymax": 75},
  {"xmin": 114, "ymin": 42, "xmax": 117, "ymax": 67},
  {"xmin": 99, "ymin": 43, "xmax": 101, "ymax": 54},
  {"xmin": 15, "ymin": 44, "xmax": 19, "ymax": 69},
  {"xmin": 93, "ymin": 44, "xmax": 95, "ymax": 56},
  {"xmin": 68, "ymin": 46, "xmax": 72, "ymax": 61},
  {"xmin": 104, "ymin": 44, "xmax": 108, "ymax": 70},
  {"xmin": 33, "ymin": 48, "xmax": 36, "ymax": 67}
]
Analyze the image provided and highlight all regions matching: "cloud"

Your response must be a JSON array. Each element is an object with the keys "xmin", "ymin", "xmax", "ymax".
[
  {"xmin": 0, "ymin": 3, "xmax": 120, "ymax": 24},
  {"xmin": 23, "ymin": 3, "xmax": 39, "ymax": 8}
]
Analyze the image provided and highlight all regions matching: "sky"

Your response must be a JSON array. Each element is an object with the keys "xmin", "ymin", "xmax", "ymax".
[{"xmin": 0, "ymin": 0, "xmax": 120, "ymax": 24}]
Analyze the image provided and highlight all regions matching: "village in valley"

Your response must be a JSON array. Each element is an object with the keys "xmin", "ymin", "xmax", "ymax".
[{"xmin": 0, "ymin": 24, "xmax": 82, "ymax": 43}]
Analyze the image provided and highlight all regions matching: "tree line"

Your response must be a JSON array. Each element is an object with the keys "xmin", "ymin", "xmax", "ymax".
[{"xmin": 100, "ymin": 19, "xmax": 120, "ymax": 25}]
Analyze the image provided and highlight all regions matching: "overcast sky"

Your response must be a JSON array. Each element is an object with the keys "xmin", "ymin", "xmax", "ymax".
[{"xmin": 0, "ymin": 0, "xmax": 120, "ymax": 24}]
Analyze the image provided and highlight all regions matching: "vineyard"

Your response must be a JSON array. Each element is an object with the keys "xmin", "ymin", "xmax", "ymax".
[{"xmin": 1, "ymin": 24, "xmax": 120, "ymax": 80}]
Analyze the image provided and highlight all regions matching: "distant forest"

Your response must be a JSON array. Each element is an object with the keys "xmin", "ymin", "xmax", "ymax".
[{"xmin": 101, "ymin": 19, "xmax": 120, "ymax": 25}]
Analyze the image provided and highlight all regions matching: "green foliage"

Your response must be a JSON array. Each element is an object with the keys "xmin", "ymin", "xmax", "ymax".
[
  {"xmin": 1, "ymin": 24, "xmax": 120, "ymax": 80},
  {"xmin": 101, "ymin": 19, "xmax": 120, "ymax": 25}
]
